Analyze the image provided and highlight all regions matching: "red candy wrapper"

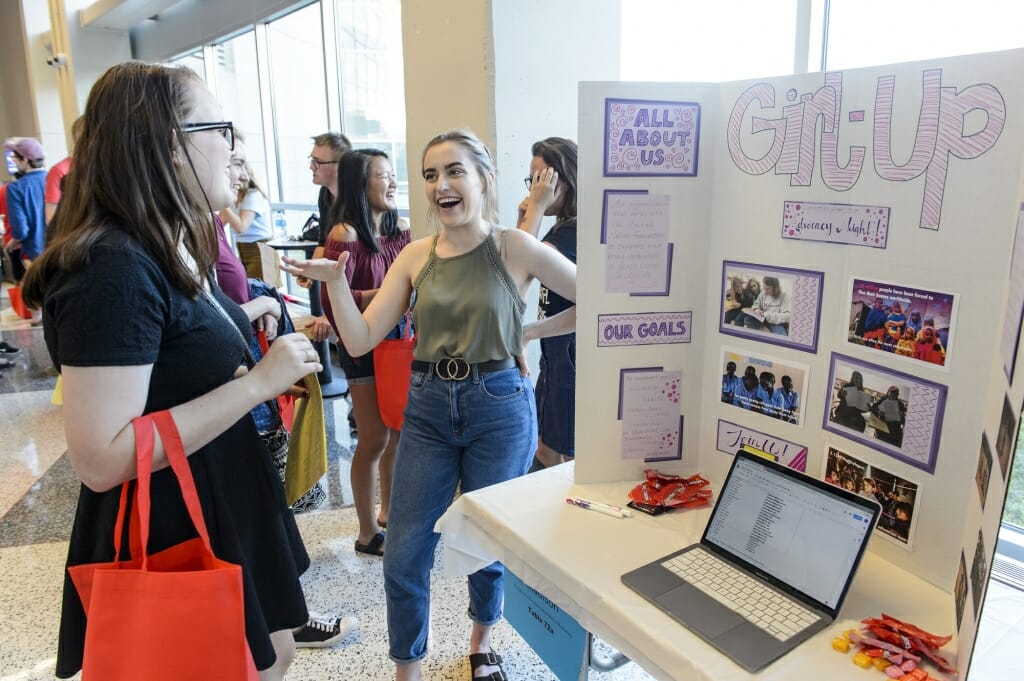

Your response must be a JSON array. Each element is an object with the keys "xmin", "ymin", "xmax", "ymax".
[{"xmin": 627, "ymin": 469, "xmax": 713, "ymax": 514}]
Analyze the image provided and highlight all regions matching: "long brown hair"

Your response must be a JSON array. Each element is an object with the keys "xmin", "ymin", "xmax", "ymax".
[
  {"xmin": 531, "ymin": 137, "xmax": 578, "ymax": 223},
  {"xmin": 23, "ymin": 61, "xmax": 218, "ymax": 306}
]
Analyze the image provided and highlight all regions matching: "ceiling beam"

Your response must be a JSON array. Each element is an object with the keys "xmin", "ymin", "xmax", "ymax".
[{"xmin": 79, "ymin": 0, "xmax": 179, "ymax": 31}]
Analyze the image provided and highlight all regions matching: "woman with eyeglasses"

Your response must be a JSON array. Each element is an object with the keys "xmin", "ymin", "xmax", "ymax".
[
  {"xmin": 319, "ymin": 149, "xmax": 410, "ymax": 557},
  {"xmin": 22, "ymin": 62, "xmax": 319, "ymax": 680},
  {"xmin": 517, "ymin": 137, "xmax": 578, "ymax": 470},
  {"xmin": 283, "ymin": 129, "xmax": 576, "ymax": 681}
]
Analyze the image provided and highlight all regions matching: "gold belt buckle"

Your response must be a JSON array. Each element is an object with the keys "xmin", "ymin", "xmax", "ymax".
[{"xmin": 435, "ymin": 357, "xmax": 471, "ymax": 381}]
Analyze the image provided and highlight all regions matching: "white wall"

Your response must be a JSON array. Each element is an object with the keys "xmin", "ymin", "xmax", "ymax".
[{"xmin": 491, "ymin": 0, "xmax": 621, "ymax": 372}]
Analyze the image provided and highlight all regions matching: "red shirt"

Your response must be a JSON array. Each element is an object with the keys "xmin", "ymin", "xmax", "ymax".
[{"xmin": 45, "ymin": 157, "xmax": 72, "ymax": 205}]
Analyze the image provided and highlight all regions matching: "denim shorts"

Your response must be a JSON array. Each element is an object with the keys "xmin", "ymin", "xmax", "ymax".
[
  {"xmin": 382, "ymin": 365, "xmax": 536, "ymax": 663},
  {"xmin": 337, "ymin": 318, "xmax": 410, "ymax": 384},
  {"xmin": 536, "ymin": 334, "xmax": 576, "ymax": 457}
]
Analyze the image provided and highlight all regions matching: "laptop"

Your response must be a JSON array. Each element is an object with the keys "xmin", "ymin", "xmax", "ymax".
[{"xmin": 621, "ymin": 449, "xmax": 880, "ymax": 672}]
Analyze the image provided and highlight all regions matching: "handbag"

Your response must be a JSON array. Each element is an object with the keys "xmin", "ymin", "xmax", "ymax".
[
  {"xmin": 68, "ymin": 411, "xmax": 258, "ymax": 681},
  {"xmin": 284, "ymin": 373, "xmax": 328, "ymax": 508},
  {"xmin": 203, "ymin": 289, "xmax": 327, "ymax": 512},
  {"xmin": 373, "ymin": 313, "xmax": 414, "ymax": 430}
]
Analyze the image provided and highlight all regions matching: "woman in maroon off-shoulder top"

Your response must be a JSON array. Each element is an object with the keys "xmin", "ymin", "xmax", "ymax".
[{"xmin": 321, "ymin": 149, "xmax": 410, "ymax": 556}]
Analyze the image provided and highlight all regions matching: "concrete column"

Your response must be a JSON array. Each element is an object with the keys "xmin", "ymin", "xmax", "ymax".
[{"xmin": 400, "ymin": 0, "xmax": 498, "ymax": 237}]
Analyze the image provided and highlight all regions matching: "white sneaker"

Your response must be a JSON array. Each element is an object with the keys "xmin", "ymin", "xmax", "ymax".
[{"xmin": 293, "ymin": 612, "xmax": 359, "ymax": 648}]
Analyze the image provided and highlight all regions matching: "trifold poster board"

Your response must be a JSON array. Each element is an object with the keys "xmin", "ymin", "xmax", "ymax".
[{"xmin": 575, "ymin": 49, "xmax": 1024, "ymax": 678}]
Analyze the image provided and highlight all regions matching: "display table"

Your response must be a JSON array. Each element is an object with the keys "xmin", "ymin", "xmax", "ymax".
[
  {"xmin": 266, "ymin": 239, "xmax": 348, "ymax": 398},
  {"xmin": 435, "ymin": 462, "xmax": 956, "ymax": 681}
]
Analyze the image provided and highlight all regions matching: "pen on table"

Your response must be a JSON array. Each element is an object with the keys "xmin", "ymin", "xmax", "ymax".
[{"xmin": 565, "ymin": 497, "xmax": 632, "ymax": 518}]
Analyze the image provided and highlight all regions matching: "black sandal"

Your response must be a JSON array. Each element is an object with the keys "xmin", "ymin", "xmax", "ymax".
[
  {"xmin": 354, "ymin": 531, "xmax": 385, "ymax": 556},
  {"xmin": 468, "ymin": 651, "xmax": 507, "ymax": 681}
]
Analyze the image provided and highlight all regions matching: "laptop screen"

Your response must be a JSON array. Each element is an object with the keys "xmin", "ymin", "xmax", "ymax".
[{"xmin": 702, "ymin": 452, "xmax": 879, "ymax": 613}]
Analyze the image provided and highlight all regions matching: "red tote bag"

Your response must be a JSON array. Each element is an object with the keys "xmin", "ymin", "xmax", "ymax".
[
  {"xmin": 373, "ymin": 314, "xmax": 414, "ymax": 430},
  {"xmin": 257, "ymin": 331, "xmax": 296, "ymax": 431},
  {"xmin": 68, "ymin": 411, "xmax": 258, "ymax": 681}
]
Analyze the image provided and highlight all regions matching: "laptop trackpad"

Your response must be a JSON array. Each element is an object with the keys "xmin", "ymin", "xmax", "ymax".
[{"xmin": 657, "ymin": 584, "xmax": 745, "ymax": 639}]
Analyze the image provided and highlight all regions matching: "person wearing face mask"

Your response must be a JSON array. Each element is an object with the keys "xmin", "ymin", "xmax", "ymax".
[
  {"xmin": 870, "ymin": 386, "xmax": 907, "ymax": 447},
  {"xmin": 319, "ymin": 149, "xmax": 411, "ymax": 557},
  {"xmin": 283, "ymin": 129, "xmax": 576, "ymax": 681},
  {"xmin": 834, "ymin": 370, "xmax": 869, "ymax": 432},
  {"xmin": 22, "ymin": 62, "xmax": 321, "ymax": 680},
  {"xmin": 4, "ymin": 137, "xmax": 47, "ymax": 325},
  {"xmin": 517, "ymin": 137, "xmax": 578, "ymax": 470}
]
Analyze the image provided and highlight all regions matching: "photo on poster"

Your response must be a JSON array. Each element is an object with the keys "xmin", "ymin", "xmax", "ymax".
[
  {"xmin": 720, "ymin": 347, "xmax": 808, "ymax": 427},
  {"xmin": 846, "ymin": 277, "xmax": 956, "ymax": 370},
  {"xmin": 822, "ymin": 446, "xmax": 920, "ymax": 548},
  {"xmin": 955, "ymin": 551, "xmax": 969, "ymax": 632},
  {"xmin": 970, "ymin": 529, "xmax": 988, "ymax": 615},
  {"xmin": 720, "ymin": 261, "xmax": 824, "ymax": 353},
  {"xmin": 823, "ymin": 353, "xmax": 947, "ymax": 474},
  {"xmin": 976, "ymin": 433, "xmax": 993, "ymax": 511},
  {"xmin": 1000, "ymin": 203, "xmax": 1024, "ymax": 382},
  {"xmin": 995, "ymin": 394, "xmax": 1018, "ymax": 480}
]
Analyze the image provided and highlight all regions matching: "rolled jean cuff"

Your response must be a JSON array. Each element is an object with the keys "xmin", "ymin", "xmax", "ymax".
[
  {"xmin": 390, "ymin": 651, "xmax": 428, "ymax": 665},
  {"xmin": 467, "ymin": 607, "xmax": 503, "ymax": 628}
]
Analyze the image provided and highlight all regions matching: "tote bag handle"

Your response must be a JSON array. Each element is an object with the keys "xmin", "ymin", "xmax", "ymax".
[{"xmin": 109, "ymin": 412, "xmax": 216, "ymax": 568}]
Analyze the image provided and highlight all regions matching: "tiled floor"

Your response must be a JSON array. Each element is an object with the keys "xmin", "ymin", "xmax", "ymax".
[
  {"xmin": 0, "ymin": 286, "xmax": 653, "ymax": 681},
  {"xmin": 3, "ymin": 284, "xmax": 1024, "ymax": 681}
]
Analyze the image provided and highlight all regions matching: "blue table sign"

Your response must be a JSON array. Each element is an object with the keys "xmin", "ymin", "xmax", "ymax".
[{"xmin": 504, "ymin": 570, "xmax": 588, "ymax": 680}]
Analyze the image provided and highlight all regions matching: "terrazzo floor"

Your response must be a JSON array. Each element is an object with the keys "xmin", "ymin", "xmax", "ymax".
[
  {"xmin": 0, "ymin": 285, "xmax": 654, "ymax": 681},
  {"xmin": 3, "ymin": 283, "xmax": 1023, "ymax": 681}
]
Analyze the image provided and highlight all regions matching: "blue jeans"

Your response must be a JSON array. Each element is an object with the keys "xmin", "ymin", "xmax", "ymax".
[
  {"xmin": 536, "ymin": 334, "xmax": 576, "ymax": 457},
  {"xmin": 383, "ymin": 365, "xmax": 537, "ymax": 663}
]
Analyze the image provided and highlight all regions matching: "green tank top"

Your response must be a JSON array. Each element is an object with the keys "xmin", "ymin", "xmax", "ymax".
[{"xmin": 412, "ymin": 228, "xmax": 525, "ymax": 363}]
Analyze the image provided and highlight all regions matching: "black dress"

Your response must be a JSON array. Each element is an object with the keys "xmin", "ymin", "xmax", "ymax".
[{"xmin": 45, "ymin": 231, "xmax": 309, "ymax": 677}]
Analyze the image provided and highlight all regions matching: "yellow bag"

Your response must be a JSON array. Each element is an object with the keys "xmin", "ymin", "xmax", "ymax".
[{"xmin": 284, "ymin": 373, "xmax": 327, "ymax": 507}]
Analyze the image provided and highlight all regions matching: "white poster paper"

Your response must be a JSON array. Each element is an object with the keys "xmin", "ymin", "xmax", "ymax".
[
  {"xmin": 620, "ymin": 369, "xmax": 681, "ymax": 460},
  {"xmin": 604, "ymin": 193, "xmax": 671, "ymax": 294}
]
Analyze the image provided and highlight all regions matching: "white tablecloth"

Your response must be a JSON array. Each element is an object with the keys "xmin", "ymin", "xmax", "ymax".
[{"xmin": 435, "ymin": 463, "xmax": 956, "ymax": 681}]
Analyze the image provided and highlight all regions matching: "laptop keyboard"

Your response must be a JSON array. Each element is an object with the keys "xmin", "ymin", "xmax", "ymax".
[{"xmin": 662, "ymin": 548, "xmax": 819, "ymax": 641}]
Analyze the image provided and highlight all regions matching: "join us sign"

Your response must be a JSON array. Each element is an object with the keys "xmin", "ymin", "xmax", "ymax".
[{"xmin": 604, "ymin": 97, "xmax": 701, "ymax": 176}]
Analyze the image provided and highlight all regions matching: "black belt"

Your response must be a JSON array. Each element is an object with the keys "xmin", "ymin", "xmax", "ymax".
[{"xmin": 412, "ymin": 357, "xmax": 516, "ymax": 381}]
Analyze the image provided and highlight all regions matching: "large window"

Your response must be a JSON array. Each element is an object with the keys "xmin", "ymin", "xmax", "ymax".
[
  {"xmin": 335, "ymin": 0, "xmax": 407, "ymax": 208},
  {"xmin": 267, "ymin": 2, "xmax": 331, "ymax": 207},
  {"xmin": 621, "ymin": 0, "xmax": 799, "ymax": 82},
  {"xmin": 169, "ymin": 48, "xmax": 206, "ymax": 82},
  {"xmin": 826, "ymin": 0, "xmax": 1024, "ymax": 70},
  {"xmin": 214, "ymin": 32, "xmax": 270, "ymax": 202}
]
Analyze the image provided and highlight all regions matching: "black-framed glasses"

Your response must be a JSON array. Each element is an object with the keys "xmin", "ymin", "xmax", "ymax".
[
  {"xmin": 309, "ymin": 156, "xmax": 339, "ymax": 170},
  {"xmin": 182, "ymin": 121, "xmax": 234, "ymax": 150},
  {"xmin": 523, "ymin": 176, "xmax": 532, "ymax": 190}
]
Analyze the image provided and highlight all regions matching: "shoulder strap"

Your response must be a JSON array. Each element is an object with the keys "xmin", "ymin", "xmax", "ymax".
[{"xmin": 201, "ymin": 289, "xmax": 284, "ymax": 427}]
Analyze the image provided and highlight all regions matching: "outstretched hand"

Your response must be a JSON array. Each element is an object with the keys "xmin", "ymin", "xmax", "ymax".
[{"xmin": 280, "ymin": 251, "xmax": 349, "ymax": 283}]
